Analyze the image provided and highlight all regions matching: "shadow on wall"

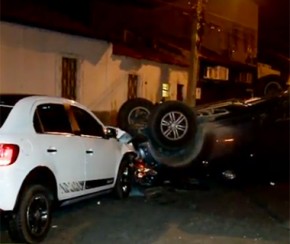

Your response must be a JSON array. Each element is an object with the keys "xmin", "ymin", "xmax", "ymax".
[
  {"xmin": 112, "ymin": 56, "xmax": 175, "ymax": 103},
  {"xmin": 112, "ymin": 55, "xmax": 142, "ymax": 71},
  {"xmin": 93, "ymin": 56, "xmax": 143, "ymax": 125},
  {"xmin": 87, "ymin": 72, "xmax": 125, "ymax": 112},
  {"xmin": 86, "ymin": 50, "xmax": 143, "ymax": 126}
]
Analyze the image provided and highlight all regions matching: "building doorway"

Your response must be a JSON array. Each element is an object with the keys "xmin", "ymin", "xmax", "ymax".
[{"xmin": 177, "ymin": 84, "xmax": 184, "ymax": 101}]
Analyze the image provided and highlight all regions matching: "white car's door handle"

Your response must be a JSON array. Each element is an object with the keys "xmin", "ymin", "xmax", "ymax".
[
  {"xmin": 86, "ymin": 150, "xmax": 94, "ymax": 154},
  {"xmin": 47, "ymin": 148, "xmax": 57, "ymax": 153}
]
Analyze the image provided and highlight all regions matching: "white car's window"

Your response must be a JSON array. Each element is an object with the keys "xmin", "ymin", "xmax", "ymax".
[
  {"xmin": 0, "ymin": 106, "xmax": 13, "ymax": 128},
  {"xmin": 0, "ymin": 94, "xmax": 31, "ymax": 128},
  {"xmin": 71, "ymin": 106, "xmax": 104, "ymax": 137},
  {"xmin": 34, "ymin": 104, "xmax": 73, "ymax": 134}
]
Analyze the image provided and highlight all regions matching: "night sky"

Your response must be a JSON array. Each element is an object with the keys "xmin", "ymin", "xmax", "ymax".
[{"xmin": 258, "ymin": 0, "xmax": 289, "ymax": 61}]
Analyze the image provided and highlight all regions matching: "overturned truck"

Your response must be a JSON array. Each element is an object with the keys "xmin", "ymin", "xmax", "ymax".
[
  {"xmin": 117, "ymin": 91, "xmax": 289, "ymax": 184},
  {"xmin": 117, "ymin": 98, "xmax": 201, "ymax": 168}
]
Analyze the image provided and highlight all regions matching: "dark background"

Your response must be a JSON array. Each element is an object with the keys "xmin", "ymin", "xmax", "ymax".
[
  {"xmin": 258, "ymin": 0, "xmax": 289, "ymax": 68},
  {"xmin": 0, "ymin": 0, "xmax": 289, "ymax": 69}
]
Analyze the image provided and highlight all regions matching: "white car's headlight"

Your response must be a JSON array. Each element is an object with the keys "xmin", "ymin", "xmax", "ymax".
[{"xmin": 118, "ymin": 131, "xmax": 133, "ymax": 144}]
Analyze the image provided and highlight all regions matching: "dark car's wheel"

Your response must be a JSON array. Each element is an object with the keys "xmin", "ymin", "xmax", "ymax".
[
  {"xmin": 148, "ymin": 100, "xmax": 197, "ymax": 150},
  {"xmin": 117, "ymin": 98, "xmax": 154, "ymax": 137},
  {"xmin": 113, "ymin": 159, "xmax": 133, "ymax": 199},
  {"xmin": 7, "ymin": 185, "xmax": 52, "ymax": 244}
]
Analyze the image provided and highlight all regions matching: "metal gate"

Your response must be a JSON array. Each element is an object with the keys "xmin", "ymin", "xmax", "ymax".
[{"xmin": 61, "ymin": 57, "xmax": 77, "ymax": 100}]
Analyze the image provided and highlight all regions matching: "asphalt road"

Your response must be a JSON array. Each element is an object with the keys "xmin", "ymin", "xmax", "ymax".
[{"xmin": 1, "ymin": 181, "xmax": 289, "ymax": 244}]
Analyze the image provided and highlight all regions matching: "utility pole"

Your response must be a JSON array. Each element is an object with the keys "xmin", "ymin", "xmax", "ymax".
[{"xmin": 186, "ymin": 0, "xmax": 204, "ymax": 107}]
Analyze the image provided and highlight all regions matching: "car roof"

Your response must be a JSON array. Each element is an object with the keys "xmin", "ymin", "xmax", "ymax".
[
  {"xmin": 0, "ymin": 94, "xmax": 38, "ymax": 106},
  {"xmin": 0, "ymin": 94, "xmax": 99, "ymax": 133},
  {"xmin": 0, "ymin": 94, "xmax": 77, "ymax": 106}
]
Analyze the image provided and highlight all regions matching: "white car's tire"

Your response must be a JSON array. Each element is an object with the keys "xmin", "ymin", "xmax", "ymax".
[
  {"xmin": 7, "ymin": 185, "xmax": 52, "ymax": 243},
  {"xmin": 113, "ymin": 159, "xmax": 132, "ymax": 199}
]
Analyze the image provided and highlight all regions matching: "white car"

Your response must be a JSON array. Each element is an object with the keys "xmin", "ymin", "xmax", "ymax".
[{"xmin": 0, "ymin": 94, "xmax": 136, "ymax": 243}]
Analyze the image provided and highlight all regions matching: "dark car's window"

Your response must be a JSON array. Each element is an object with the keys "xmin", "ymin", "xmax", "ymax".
[
  {"xmin": 0, "ymin": 106, "xmax": 13, "ymax": 128},
  {"xmin": 71, "ymin": 106, "xmax": 104, "ymax": 137},
  {"xmin": 34, "ymin": 104, "xmax": 72, "ymax": 133}
]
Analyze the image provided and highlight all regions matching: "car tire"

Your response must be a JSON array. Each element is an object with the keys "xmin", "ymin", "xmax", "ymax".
[
  {"xmin": 117, "ymin": 98, "xmax": 154, "ymax": 137},
  {"xmin": 147, "ymin": 100, "xmax": 197, "ymax": 150},
  {"xmin": 255, "ymin": 75, "xmax": 284, "ymax": 97},
  {"xmin": 147, "ymin": 123, "xmax": 207, "ymax": 167},
  {"xmin": 113, "ymin": 159, "xmax": 132, "ymax": 199},
  {"xmin": 7, "ymin": 184, "xmax": 52, "ymax": 244}
]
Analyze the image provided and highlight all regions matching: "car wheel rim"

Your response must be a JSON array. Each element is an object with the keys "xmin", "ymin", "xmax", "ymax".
[
  {"xmin": 121, "ymin": 166, "xmax": 130, "ymax": 193},
  {"xmin": 26, "ymin": 194, "xmax": 49, "ymax": 236},
  {"xmin": 128, "ymin": 107, "xmax": 150, "ymax": 131},
  {"xmin": 160, "ymin": 111, "xmax": 188, "ymax": 141}
]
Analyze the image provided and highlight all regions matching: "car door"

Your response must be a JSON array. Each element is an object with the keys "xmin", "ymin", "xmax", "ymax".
[
  {"xmin": 33, "ymin": 103, "xmax": 86, "ymax": 200},
  {"xmin": 70, "ymin": 105, "xmax": 120, "ymax": 194}
]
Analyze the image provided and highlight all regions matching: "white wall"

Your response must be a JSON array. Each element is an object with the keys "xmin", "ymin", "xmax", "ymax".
[{"xmin": 0, "ymin": 21, "xmax": 188, "ymax": 112}]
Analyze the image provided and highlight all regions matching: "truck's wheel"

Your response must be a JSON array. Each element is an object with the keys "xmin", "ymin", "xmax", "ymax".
[
  {"xmin": 7, "ymin": 185, "xmax": 52, "ymax": 243},
  {"xmin": 263, "ymin": 81, "xmax": 283, "ymax": 97},
  {"xmin": 255, "ymin": 75, "xmax": 284, "ymax": 97},
  {"xmin": 117, "ymin": 98, "xmax": 154, "ymax": 136},
  {"xmin": 147, "ymin": 101, "xmax": 197, "ymax": 150},
  {"xmin": 113, "ymin": 159, "xmax": 132, "ymax": 199},
  {"xmin": 147, "ymin": 123, "xmax": 206, "ymax": 167}
]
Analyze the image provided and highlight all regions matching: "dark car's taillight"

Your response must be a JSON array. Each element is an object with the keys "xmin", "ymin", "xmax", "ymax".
[{"xmin": 0, "ymin": 144, "xmax": 20, "ymax": 166}]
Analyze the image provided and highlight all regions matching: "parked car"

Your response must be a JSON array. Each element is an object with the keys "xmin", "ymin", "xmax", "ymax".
[
  {"xmin": 118, "ymin": 90, "xmax": 289, "ymax": 186},
  {"xmin": 0, "ymin": 94, "xmax": 137, "ymax": 243}
]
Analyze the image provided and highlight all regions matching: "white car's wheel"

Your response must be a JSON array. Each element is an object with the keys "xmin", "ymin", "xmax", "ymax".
[
  {"xmin": 7, "ymin": 185, "xmax": 52, "ymax": 243},
  {"xmin": 113, "ymin": 159, "xmax": 132, "ymax": 199}
]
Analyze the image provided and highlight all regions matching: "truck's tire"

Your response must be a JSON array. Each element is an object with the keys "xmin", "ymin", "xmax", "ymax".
[
  {"xmin": 147, "ymin": 100, "xmax": 197, "ymax": 150},
  {"xmin": 117, "ymin": 98, "xmax": 154, "ymax": 137},
  {"xmin": 147, "ymin": 123, "xmax": 207, "ymax": 167},
  {"xmin": 255, "ymin": 75, "xmax": 284, "ymax": 97},
  {"xmin": 7, "ymin": 184, "xmax": 52, "ymax": 243}
]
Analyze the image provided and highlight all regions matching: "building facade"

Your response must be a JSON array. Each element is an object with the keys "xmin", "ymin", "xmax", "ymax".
[
  {"xmin": 0, "ymin": 0, "xmax": 261, "ymax": 122},
  {"xmin": 0, "ymin": 21, "xmax": 188, "ymax": 123}
]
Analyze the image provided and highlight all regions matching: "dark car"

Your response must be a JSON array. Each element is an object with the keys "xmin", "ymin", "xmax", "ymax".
[{"xmin": 118, "ymin": 90, "xmax": 289, "ymax": 186}]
